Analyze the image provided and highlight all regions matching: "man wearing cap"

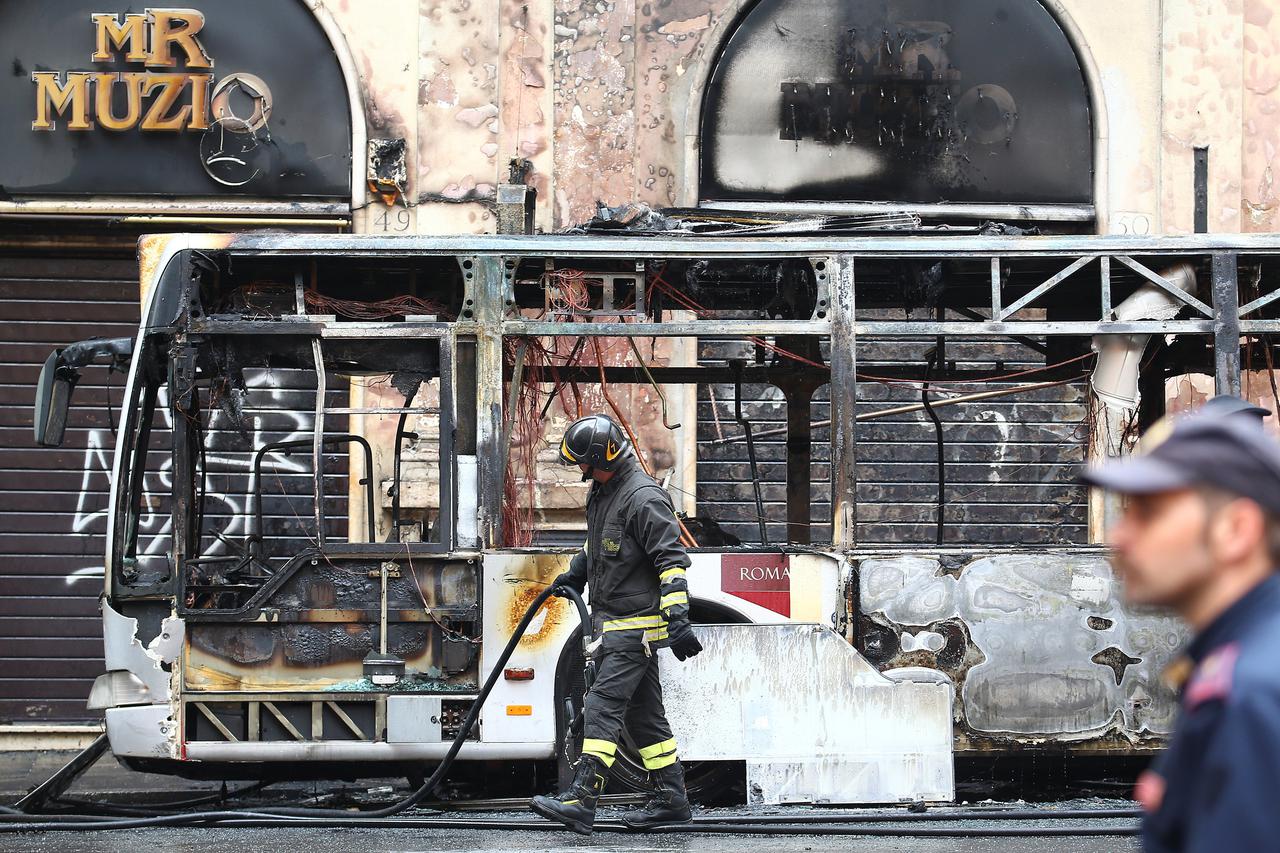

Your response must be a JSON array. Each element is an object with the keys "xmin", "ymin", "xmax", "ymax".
[
  {"xmin": 530, "ymin": 413, "xmax": 701, "ymax": 834},
  {"xmin": 1197, "ymin": 393, "xmax": 1270, "ymax": 424},
  {"xmin": 1081, "ymin": 411, "xmax": 1280, "ymax": 851}
]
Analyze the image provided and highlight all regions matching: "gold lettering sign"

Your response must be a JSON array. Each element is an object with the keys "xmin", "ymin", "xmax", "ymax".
[{"xmin": 33, "ymin": 9, "xmax": 264, "ymax": 133}]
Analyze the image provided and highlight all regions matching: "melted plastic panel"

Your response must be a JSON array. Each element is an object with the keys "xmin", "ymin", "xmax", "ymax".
[
  {"xmin": 700, "ymin": 0, "xmax": 1092, "ymax": 204},
  {"xmin": 858, "ymin": 552, "xmax": 1182, "ymax": 744},
  {"xmin": 182, "ymin": 553, "xmax": 480, "ymax": 692}
]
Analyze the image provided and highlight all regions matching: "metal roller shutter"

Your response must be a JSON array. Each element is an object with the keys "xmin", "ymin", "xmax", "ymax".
[
  {"xmin": 0, "ymin": 253, "xmax": 139, "ymax": 722},
  {"xmin": 697, "ymin": 333, "xmax": 1088, "ymax": 547}
]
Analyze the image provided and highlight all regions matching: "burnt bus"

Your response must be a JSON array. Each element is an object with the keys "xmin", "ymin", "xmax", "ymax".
[{"xmin": 34, "ymin": 232, "xmax": 1279, "ymax": 801}]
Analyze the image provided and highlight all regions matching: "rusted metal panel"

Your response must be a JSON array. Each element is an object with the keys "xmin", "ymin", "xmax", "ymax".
[
  {"xmin": 499, "ymin": 0, "xmax": 555, "ymax": 232},
  {"xmin": 552, "ymin": 0, "xmax": 638, "ymax": 227},
  {"xmin": 182, "ymin": 552, "xmax": 480, "ymax": 693},
  {"xmin": 415, "ymin": 0, "xmax": 500, "ymax": 232}
]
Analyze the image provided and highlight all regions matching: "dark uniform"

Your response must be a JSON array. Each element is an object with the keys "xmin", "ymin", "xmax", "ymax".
[
  {"xmin": 560, "ymin": 452, "xmax": 692, "ymax": 770},
  {"xmin": 1141, "ymin": 575, "xmax": 1280, "ymax": 851},
  {"xmin": 530, "ymin": 414, "xmax": 700, "ymax": 834}
]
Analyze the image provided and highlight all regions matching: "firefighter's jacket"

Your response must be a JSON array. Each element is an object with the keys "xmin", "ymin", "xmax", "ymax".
[{"xmin": 562, "ymin": 455, "xmax": 691, "ymax": 650}]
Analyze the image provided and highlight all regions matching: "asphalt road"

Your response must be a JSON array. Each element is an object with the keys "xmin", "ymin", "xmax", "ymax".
[
  {"xmin": 2, "ymin": 805, "xmax": 1142, "ymax": 853},
  {"xmin": 2, "ymin": 823, "xmax": 1141, "ymax": 853},
  {"xmin": 0, "ymin": 751, "xmax": 1143, "ymax": 852}
]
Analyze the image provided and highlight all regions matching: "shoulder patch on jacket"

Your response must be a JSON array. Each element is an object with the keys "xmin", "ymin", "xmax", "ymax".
[{"xmin": 1185, "ymin": 643, "xmax": 1240, "ymax": 711}]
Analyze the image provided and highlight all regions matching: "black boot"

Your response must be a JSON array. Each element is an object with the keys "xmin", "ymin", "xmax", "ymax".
[
  {"xmin": 530, "ymin": 755, "xmax": 607, "ymax": 835},
  {"xmin": 622, "ymin": 761, "xmax": 692, "ymax": 828}
]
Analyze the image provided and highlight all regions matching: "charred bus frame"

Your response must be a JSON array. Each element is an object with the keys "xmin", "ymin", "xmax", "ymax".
[{"xmin": 36, "ymin": 232, "xmax": 1280, "ymax": 779}]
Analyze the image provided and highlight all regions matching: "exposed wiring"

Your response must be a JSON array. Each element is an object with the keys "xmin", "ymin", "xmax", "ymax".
[
  {"xmin": 402, "ymin": 545, "xmax": 481, "ymax": 645},
  {"xmin": 543, "ymin": 268, "xmax": 593, "ymax": 315},
  {"xmin": 627, "ymin": 336, "xmax": 680, "ymax": 430},
  {"xmin": 591, "ymin": 337, "xmax": 699, "ymax": 548},
  {"xmin": 921, "ymin": 351, "xmax": 946, "ymax": 546},
  {"xmin": 304, "ymin": 290, "xmax": 451, "ymax": 321},
  {"xmin": 539, "ymin": 338, "xmax": 587, "ymax": 419},
  {"xmin": 649, "ymin": 271, "xmax": 829, "ymax": 372}
]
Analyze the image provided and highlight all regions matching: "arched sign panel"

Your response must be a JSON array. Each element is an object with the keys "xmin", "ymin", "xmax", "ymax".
[
  {"xmin": 0, "ymin": 2, "xmax": 351, "ymax": 199},
  {"xmin": 699, "ymin": 0, "xmax": 1093, "ymax": 206}
]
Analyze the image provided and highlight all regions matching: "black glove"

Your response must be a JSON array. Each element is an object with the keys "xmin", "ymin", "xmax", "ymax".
[
  {"xmin": 550, "ymin": 572, "xmax": 584, "ymax": 600},
  {"xmin": 667, "ymin": 619, "xmax": 702, "ymax": 661}
]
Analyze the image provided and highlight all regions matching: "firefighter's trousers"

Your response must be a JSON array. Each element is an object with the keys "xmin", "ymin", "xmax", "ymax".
[{"xmin": 579, "ymin": 645, "xmax": 679, "ymax": 771}]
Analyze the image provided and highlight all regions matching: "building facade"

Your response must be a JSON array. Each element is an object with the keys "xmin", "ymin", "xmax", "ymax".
[{"xmin": 0, "ymin": 0, "xmax": 1273, "ymax": 733}]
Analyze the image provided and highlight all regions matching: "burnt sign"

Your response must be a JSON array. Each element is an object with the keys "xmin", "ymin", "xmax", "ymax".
[
  {"xmin": 700, "ymin": 0, "xmax": 1093, "ymax": 206},
  {"xmin": 1, "ymin": 1, "xmax": 351, "ymax": 199}
]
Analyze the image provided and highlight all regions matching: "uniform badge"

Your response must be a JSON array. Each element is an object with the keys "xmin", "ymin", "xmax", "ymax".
[{"xmin": 1184, "ymin": 643, "xmax": 1239, "ymax": 710}]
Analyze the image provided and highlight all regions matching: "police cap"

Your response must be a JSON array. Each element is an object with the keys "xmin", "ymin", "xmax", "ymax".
[{"xmin": 1199, "ymin": 394, "xmax": 1271, "ymax": 423}]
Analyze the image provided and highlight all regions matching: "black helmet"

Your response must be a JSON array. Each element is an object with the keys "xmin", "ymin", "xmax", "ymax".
[{"xmin": 558, "ymin": 414, "xmax": 631, "ymax": 471}]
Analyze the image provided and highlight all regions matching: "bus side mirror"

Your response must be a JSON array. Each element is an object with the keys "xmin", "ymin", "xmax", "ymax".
[{"xmin": 34, "ymin": 350, "xmax": 77, "ymax": 448}]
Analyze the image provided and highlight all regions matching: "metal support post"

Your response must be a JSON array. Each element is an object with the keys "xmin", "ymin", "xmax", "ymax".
[
  {"xmin": 311, "ymin": 339, "xmax": 327, "ymax": 544},
  {"xmin": 785, "ymin": 384, "xmax": 813, "ymax": 545},
  {"xmin": 170, "ymin": 342, "xmax": 198, "ymax": 574},
  {"xmin": 731, "ymin": 359, "xmax": 769, "ymax": 545},
  {"xmin": 828, "ymin": 256, "xmax": 857, "ymax": 548},
  {"xmin": 472, "ymin": 256, "xmax": 509, "ymax": 546},
  {"xmin": 1211, "ymin": 253, "xmax": 1242, "ymax": 396},
  {"xmin": 14, "ymin": 734, "xmax": 110, "ymax": 813}
]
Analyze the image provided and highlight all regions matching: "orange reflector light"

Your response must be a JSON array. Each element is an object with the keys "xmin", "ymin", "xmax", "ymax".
[
  {"xmin": 504, "ymin": 667, "xmax": 535, "ymax": 681},
  {"xmin": 506, "ymin": 705, "xmax": 532, "ymax": 716}
]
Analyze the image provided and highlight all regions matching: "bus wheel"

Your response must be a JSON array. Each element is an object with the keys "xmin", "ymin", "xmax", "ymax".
[{"xmin": 551, "ymin": 601, "xmax": 746, "ymax": 803}]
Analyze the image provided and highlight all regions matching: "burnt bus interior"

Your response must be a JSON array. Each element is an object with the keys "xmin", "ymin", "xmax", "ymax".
[
  {"xmin": 78, "ymin": 237, "xmax": 1280, "ymax": 785},
  {"xmin": 115, "ymin": 244, "xmax": 1276, "ymax": 589},
  {"xmin": 115, "ymin": 254, "xmax": 476, "ymax": 737}
]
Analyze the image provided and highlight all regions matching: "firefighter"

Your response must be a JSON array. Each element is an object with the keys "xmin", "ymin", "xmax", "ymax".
[
  {"xmin": 530, "ymin": 413, "xmax": 702, "ymax": 835},
  {"xmin": 1080, "ymin": 413, "xmax": 1280, "ymax": 851}
]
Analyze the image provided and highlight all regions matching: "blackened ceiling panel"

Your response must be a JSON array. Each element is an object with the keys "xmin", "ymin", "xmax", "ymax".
[{"xmin": 700, "ymin": 0, "xmax": 1093, "ymax": 205}]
